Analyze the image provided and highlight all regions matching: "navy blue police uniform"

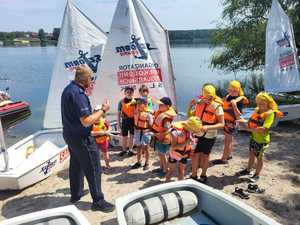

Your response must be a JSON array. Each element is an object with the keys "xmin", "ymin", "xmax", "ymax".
[{"xmin": 61, "ymin": 81, "xmax": 104, "ymax": 203}]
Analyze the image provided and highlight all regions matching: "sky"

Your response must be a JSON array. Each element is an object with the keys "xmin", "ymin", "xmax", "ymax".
[{"xmin": 0, "ymin": 0, "xmax": 223, "ymax": 32}]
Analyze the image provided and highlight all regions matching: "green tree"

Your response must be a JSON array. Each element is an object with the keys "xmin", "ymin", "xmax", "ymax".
[
  {"xmin": 38, "ymin": 28, "xmax": 46, "ymax": 41},
  {"xmin": 211, "ymin": 0, "xmax": 300, "ymax": 73}
]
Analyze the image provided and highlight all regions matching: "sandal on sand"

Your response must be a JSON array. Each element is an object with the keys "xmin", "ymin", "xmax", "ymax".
[
  {"xmin": 232, "ymin": 187, "xmax": 250, "ymax": 199},
  {"xmin": 247, "ymin": 184, "xmax": 265, "ymax": 194}
]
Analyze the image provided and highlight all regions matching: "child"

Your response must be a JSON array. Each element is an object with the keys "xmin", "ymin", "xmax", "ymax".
[
  {"xmin": 152, "ymin": 97, "xmax": 177, "ymax": 176},
  {"xmin": 237, "ymin": 92, "xmax": 282, "ymax": 182},
  {"xmin": 131, "ymin": 97, "xmax": 153, "ymax": 170},
  {"xmin": 139, "ymin": 85, "xmax": 154, "ymax": 112},
  {"xmin": 117, "ymin": 86, "xmax": 136, "ymax": 157},
  {"xmin": 189, "ymin": 84, "xmax": 224, "ymax": 183},
  {"xmin": 91, "ymin": 114, "xmax": 111, "ymax": 169},
  {"xmin": 214, "ymin": 80, "xmax": 249, "ymax": 164},
  {"xmin": 165, "ymin": 117, "xmax": 202, "ymax": 182}
]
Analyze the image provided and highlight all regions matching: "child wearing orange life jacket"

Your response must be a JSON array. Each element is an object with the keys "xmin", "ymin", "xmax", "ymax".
[
  {"xmin": 214, "ymin": 80, "xmax": 249, "ymax": 165},
  {"xmin": 91, "ymin": 114, "xmax": 111, "ymax": 168},
  {"xmin": 131, "ymin": 97, "xmax": 153, "ymax": 170},
  {"xmin": 237, "ymin": 92, "xmax": 282, "ymax": 182},
  {"xmin": 152, "ymin": 97, "xmax": 177, "ymax": 176},
  {"xmin": 139, "ymin": 85, "xmax": 154, "ymax": 112},
  {"xmin": 188, "ymin": 84, "xmax": 225, "ymax": 184},
  {"xmin": 117, "ymin": 86, "xmax": 136, "ymax": 157},
  {"xmin": 165, "ymin": 117, "xmax": 202, "ymax": 182}
]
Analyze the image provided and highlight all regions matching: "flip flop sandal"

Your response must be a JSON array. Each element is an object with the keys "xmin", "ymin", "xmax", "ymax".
[{"xmin": 232, "ymin": 187, "xmax": 250, "ymax": 199}]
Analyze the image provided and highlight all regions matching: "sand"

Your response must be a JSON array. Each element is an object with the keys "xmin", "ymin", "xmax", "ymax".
[{"xmin": 0, "ymin": 121, "xmax": 300, "ymax": 225}]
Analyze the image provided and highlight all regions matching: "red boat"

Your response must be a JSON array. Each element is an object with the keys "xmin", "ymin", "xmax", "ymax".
[{"xmin": 0, "ymin": 101, "xmax": 30, "ymax": 117}]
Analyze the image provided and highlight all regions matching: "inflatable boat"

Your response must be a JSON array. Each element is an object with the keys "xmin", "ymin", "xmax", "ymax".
[
  {"xmin": 116, "ymin": 180, "xmax": 281, "ymax": 225},
  {"xmin": 0, "ymin": 205, "xmax": 90, "ymax": 225},
  {"xmin": 0, "ymin": 101, "xmax": 30, "ymax": 118}
]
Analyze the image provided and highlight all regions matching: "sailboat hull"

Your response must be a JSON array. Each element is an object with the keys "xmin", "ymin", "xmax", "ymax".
[
  {"xmin": 0, "ymin": 129, "xmax": 69, "ymax": 190},
  {"xmin": 116, "ymin": 180, "xmax": 281, "ymax": 225}
]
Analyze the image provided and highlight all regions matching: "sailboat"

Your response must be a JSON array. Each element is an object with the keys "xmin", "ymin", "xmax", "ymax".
[
  {"xmin": 263, "ymin": 0, "xmax": 300, "ymax": 124},
  {"xmin": 90, "ymin": 0, "xmax": 177, "ymax": 116},
  {"xmin": 0, "ymin": 0, "xmax": 107, "ymax": 190}
]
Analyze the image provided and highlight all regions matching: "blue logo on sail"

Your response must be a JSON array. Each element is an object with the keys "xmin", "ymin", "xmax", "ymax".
[
  {"xmin": 276, "ymin": 32, "xmax": 291, "ymax": 48},
  {"xmin": 64, "ymin": 50, "xmax": 102, "ymax": 73},
  {"xmin": 115, "ymin": 35, "xmax": 157, "ymax": 60}
]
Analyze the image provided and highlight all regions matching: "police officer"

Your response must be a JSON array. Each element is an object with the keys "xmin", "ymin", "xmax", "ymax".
[{"xmin": 61, "ymin": 64, "xmax": 114, "ymax": 212}]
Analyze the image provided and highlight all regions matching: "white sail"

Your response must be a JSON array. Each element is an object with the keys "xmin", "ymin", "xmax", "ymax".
[
  {"xmin": 90, "ymin": 0, "xmax": 177, "ymax": 114},
  {"xmin": 43, "ymin": 0, "xmax": 107, "ymax": 129},
  {"xmin": 264, "ymin": 0, "xmax": 300, "ymax": 93}
]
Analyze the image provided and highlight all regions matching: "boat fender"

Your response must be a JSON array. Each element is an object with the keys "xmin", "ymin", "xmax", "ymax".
[{"xmin": 124, "ymin": 190, "xmax": 198, "ymax": 225}]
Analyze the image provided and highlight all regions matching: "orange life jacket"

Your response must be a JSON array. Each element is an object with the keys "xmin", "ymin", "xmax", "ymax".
[
  {"xmin": 170, "ymin": 122, "xmax": 192, "ymax": 159},
  {"xmin": 248, "ymin": 110, "xmax": 283, "ymax": 129},
  {"xmin": 223, "ymin": 95, "xmax": 249, "ymax": 123},
  {"xmin": 121, "ymin": 98, "xmax": 135, "ymax": 118},
  {"xmin": 134, "ymin": 109, "xmax": 151, "ymax": 129},
  {"xmin": 152, "ymin": 107, "xmax": 177, "ymax": 144},
  {"xmin": 92, "ymin": 118, "xmax": 109, "ymax": 144},
  {"xmin": 194, "ymin": 99, "xmax": 223, "ymax": 125}
]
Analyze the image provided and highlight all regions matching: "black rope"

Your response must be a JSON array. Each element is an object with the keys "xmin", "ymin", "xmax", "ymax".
[
  {"xmin": 174, "ymin": 191, "xmax": 184, "ymax": 216},
  {"xmin": 158, "ymin": 195, "xmax": 168, "ymax": 221}
]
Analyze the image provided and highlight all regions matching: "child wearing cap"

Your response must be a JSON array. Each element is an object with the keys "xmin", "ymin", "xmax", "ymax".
[
  {"xmin": 189, "ymin": 84, "xmax": 225, "ymax": 184},
  {"xmin": 165, "ymin": 117, "xmax": 202, "ymax": 182},
  {"xmin": 131, "ymin": 97, "xmax": 154, "ymax": 170},
  {"xmin": 139, "ymin": 85, "xmax": 154, "ymax": 112},
  {"xmin": 91, "ymin": 114, "xmax": 111, "ymax": 169},
  {"xmin": 118, "ymin": 86, "xmax": 136, "ymax": 157},
  {"xmin": 236, "ymin": 92, "xmax": 282, "ymax": 182},
  {"xmin": 152, "ymin": 97, "xmax": 177, "ymax": 176}
]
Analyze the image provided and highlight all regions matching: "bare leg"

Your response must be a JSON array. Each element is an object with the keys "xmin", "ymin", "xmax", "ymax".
[
  {"xmin": 159, "ymin": 153, "xmax": 167, "ymax": 173},
  {"xmin": 128, "ymin": 134, "xmax": 134, "ymax": 150},
  {"xmin": 165, "ymin": 162, "xmax": 176, "ymax": 182},
  {"xmin": 221, "ymin": 132, "xmax": 233, "ymax": 161},
  {"xmin": 103, "ymin": 152, "xmax": 110, "ymax": 168},
  {"xmin": 143, "ymin": 145, "xmax": 149, "ymax": 165},
  {"xmin": 191, "ymin": 152, "xmax": 200, "ymax": 177},
  {"xmin": 136, "ymin": 146, "xmax": 142, "ymax": 163},
  {"xmin": 200, "ymin": 153, "xmax": 210, "ymax": 176},
  {"xmin": 178, "ymin": 163, "xmax": 186, "ymax": 180},
  {"xmin": 247, "ymin": 151, "xmax": 256, "ymax": 171},
  {"xmin": 255, "ymin": 158, "xmax": 263, "ymax": 176},
  {"xmin": 122, "ymin": 136, "xmax": 128, "ymax": 152}
]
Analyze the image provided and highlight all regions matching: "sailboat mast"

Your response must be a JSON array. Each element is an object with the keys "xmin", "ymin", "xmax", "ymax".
[{"xmin": 0, "ymin": 118, "xmax": 9, "ymax": 172}]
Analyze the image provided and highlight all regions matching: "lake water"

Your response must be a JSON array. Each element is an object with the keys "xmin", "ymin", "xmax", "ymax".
[{"xmin": 0, "ymin": 45, "xmax": 248, "ymax": 146}]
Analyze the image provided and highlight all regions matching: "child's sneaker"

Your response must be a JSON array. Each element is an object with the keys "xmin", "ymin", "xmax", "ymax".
[
  {"xmin": 199, "ymin": 175, "xmax": 208, "ymax": 184},
  {"xmin": 248, "ymin": 174, "xmax": 260, "ymax": 183},
  {"xmin": 236, "ymin": 168, "xmax": 250, "ymax": 176},
  {"xmin": 119, "ymin": 151, "xmax": 127, "ymax": 157},
  {"xmin": 131, "ymin": 162, "xmax": 142, "ymax": 169},
  {"xmin": 143, "ymin": 163, "xmax": 149, "ymax": 171}
]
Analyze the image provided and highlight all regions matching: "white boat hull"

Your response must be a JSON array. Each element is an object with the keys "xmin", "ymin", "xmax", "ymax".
[
  {"xmin": 0, "ymin": 205, "xmax": 90, "ymax": 225},
  {"xmin": 116, "ymin": 180, "xmax": 281, "ymax": 225},
  {"xmin": 0, "ymin": 129, "xmax": 69, "ymax": 190}
]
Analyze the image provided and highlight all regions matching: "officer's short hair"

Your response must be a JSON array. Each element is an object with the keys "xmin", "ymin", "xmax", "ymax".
[{"xmin": 75, "ymin": 64, "xmax": 92, "ymax": 84}]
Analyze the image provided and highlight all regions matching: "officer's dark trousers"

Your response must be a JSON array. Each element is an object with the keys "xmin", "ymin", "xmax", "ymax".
[{"xmin": 63, "ymin": 133, "xmax": 104, "ymax": 203}]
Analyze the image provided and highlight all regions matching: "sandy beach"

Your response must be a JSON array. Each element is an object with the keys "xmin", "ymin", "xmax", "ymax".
[{"xmin": 0, "ymin": 121, "xmax": 299, "ymax": 225}]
